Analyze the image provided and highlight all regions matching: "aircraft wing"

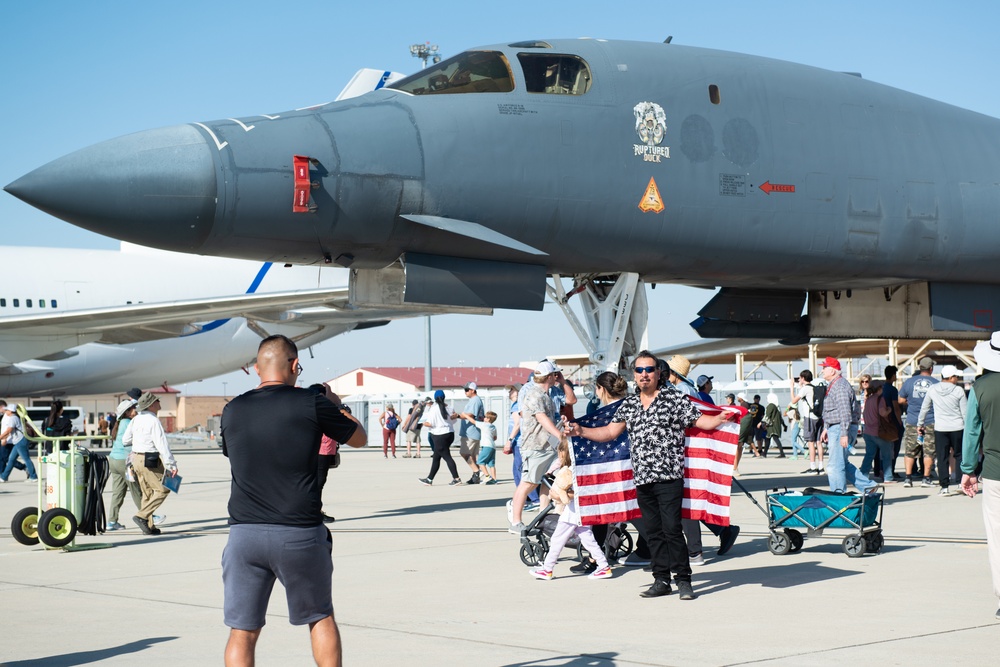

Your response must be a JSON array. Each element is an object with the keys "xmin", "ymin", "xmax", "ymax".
[
  {"xmin": 265, "ymin": 302, "xmax": 492, "ymax": 326},
  {"xmin": 0, "ymin": 287, "xmax": 351, "ymax": 365}
]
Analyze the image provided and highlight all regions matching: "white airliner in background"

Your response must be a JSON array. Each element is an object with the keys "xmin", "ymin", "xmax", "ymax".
[{"xmin": 0, "ymin": 242, "xmax": 483, "ymax": 397}]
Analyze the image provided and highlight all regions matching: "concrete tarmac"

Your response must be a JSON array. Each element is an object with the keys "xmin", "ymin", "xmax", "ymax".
[{"xmin": 1, "ymin": 444, "xmax": 997, "ymax": 666}]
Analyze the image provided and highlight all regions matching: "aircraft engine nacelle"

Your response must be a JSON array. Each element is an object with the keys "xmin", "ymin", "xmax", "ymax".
[{"xmin": 350, "ymin": 254, "xmax": 546, "ymax": 311}]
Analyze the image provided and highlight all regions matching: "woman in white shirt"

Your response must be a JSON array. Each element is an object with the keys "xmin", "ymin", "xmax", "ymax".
[{"xmin": 418, "ymin": 390, "xmax": 462, "ymax": 486}]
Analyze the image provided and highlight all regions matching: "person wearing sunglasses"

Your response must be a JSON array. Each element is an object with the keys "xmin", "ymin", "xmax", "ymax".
[{"xmin": 565, "ymin": 350, "xmax": 734, "ymax": 601}]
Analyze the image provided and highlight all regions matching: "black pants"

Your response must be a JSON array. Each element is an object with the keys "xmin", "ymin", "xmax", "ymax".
[
  {"xmin": 427, "ymin": 432, "xmax": 458, "ymax": 481},
  {"xmin": 636, "ymin": 479, "xmax": 690, "ymax": 583},
  {"xmin": 935, "ymin": 430, "xmax": 963, "ymax": 489}
]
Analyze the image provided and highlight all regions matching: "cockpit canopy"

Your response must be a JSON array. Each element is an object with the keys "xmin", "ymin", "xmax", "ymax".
[
  {"xmin": 389, "ymin": 50, "xmax": 592, "ymax": 96},
  {"xmin": 389, "ymin": 51, "xmax": 514, "ymax": 95}
]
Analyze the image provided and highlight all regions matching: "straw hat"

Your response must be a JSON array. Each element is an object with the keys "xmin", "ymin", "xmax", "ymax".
[{"xmin": 667, "ymin": 355, "xmax": 691, "ymax": 378}]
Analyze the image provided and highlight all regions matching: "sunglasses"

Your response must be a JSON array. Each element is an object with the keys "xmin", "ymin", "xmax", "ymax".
[{"xmin": 633, "ymin": 366, "xmax": 657, "ymax": 374}]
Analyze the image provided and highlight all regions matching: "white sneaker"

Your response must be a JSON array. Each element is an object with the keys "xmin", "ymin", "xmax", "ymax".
[
  {"xmin": 689, "ymin": 552, "xmax": 706, "ymax": 566},
  {"xmin": 152, "ymin": 515, "xmax": 166, "ymax": 526},
  {"xmin": 508, "ymin": 522, "xmax": 526, "ymax": 535},
  {"xmin": 938, "ymin": 487, "xmax": 952, "ymax": 496},
  {"xmin": 505, "ymin": 499, "xmax": 514, "ymax": 525}
]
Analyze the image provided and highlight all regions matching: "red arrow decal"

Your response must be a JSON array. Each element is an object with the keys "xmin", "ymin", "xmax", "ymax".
[{"xmin": 759, "ymin": 181, "xmax": 795, "ymax": 195}]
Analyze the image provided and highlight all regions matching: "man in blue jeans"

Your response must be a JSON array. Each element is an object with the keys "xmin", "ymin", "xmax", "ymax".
[
  {"xmin": 0, "ymin": 403, "xmax": 37, "ymax": 483},
  {"xmin": 819, "ymin": 356, "xmax": 876, "ymax": 495}
]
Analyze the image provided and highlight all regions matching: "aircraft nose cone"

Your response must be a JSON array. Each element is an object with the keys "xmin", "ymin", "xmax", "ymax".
[{"xmin": 5, "ymin": 124, "xmax": 216, "ymax": 250}]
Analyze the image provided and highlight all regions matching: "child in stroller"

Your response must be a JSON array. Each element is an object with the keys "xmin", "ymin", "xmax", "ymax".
[{"xmin": 525, "ymin": 440, "xmax": 614, "ymax": 580}]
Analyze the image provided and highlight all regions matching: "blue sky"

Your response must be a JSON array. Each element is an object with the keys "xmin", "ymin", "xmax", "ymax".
[{"xmin": 3, "ymin": 2, "xmax": 999, "ymax": 395}]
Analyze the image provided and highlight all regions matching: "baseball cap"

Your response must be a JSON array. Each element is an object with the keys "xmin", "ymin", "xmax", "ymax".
[
  {"xmin": 736, "ymin": 392, "xmax": 747, "ymax": 402},
  {"xmin": 918, "ymin": 356, "xmax": 934, "ymax": 370},
  {"xmin": 534, "ymin": 360, "xmax": 562, "ymax": 377},
  {"xmin": 820, "ymin": 356, "xmax": 841, "ymax": 371},
  {"xmin": 940, "ymin": 364, "xmax": 961, "ymax": 379},
  {"xmin": 464, "ymin": 382, "xmax": 477, "ymax": 391},
  {"xmin": 696, "ymin": 374, "xmax": 713, "ymax": 388}
]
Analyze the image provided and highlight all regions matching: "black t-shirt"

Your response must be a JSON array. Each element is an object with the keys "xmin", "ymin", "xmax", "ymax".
[
  {"xmin": 46, "ymin": 415, "xmax": 73, "ymax": 437},
  {"xmin": 221, "ymin": 384, "xmax": 358, "ymax": 526}
]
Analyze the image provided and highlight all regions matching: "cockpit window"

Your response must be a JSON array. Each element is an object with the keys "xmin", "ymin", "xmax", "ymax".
[
  {"xmin": 518, "ymin": 54, "xmax": 592, "ymax": 95},
  {"xmin": 389, "ymin": 51, "xmax": 514, "ymax": 95}
]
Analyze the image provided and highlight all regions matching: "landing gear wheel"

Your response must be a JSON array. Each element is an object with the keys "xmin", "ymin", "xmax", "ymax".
[
  {"xmin": 786, "ymin": 529, "xmax": 804, "ymax": 553},
  {"xmin": 864, "ymin": 531, "xmax": 884, "ymax": 554},
  {"xmin": 842, "ymin": 534, "xmax": 866, "ymax": 558},
  {"xmin": 11, "ymin": 506, "xmax": 40, "ymax": 546},
  {"xmin": 38, "ymin": 508, "xmax": 77, "ymax": 548},
  {"xmin": 768, "ymin": 531, "xmax": 792, "ymax": 555}
]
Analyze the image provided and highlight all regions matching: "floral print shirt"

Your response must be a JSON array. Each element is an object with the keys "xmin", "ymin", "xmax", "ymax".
[{"xmin": 613, "ymin": 388, "xmax": 700, "ymax": 484}]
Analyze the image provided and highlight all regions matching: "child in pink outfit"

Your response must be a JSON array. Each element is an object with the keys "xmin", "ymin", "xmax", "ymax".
[{"xmin": 531, "ymin": 440, "xmax": 612, "ymax": 580}]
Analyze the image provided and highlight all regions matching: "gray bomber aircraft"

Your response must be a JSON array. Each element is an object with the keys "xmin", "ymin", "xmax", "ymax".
[{"xmin": 7, "ymin": 38, "xmax": 1000, "ymax": 368}]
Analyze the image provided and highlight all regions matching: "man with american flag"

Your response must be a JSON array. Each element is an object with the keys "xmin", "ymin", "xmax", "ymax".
[{"xmin": 565, "ymin": 350, "xmax": 735, "ymax": 601}]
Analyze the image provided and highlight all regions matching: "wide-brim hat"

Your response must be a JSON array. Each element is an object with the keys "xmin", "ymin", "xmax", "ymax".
[
  {"xmin": 115, "ymin": 399, "xmax": 137, "ymax": 419},
  {"xmin": 667, "ymin": 355, "xmax": 691, "ymax": 379},
  {"xmin": 136, "ymin": 392, "xmax": 160, "ymax": 412},
  {"xmin": 975, "ymin": 332, "xmax": 1000, "ymax": 372}
]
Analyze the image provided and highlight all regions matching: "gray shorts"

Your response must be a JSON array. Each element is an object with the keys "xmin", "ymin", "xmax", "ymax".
[
  {"xmin": 222, "ymin": 523, "xmax": 333, "ymax": 630},
  {"xmin": 802, "ymin": 417, "xmax": 822, "ymax": 443},
  {"xmin": 406, "ymin": 428, "xmax": 421, "ymax": 443},
  {"xmin": 521, "ymin": 449, "xmax": 557, "ymax": 485}
]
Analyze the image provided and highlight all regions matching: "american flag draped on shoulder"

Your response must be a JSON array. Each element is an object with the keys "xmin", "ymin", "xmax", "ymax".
[
  {"xmin": 683, "ymin": 398, "xmax": 744, "ymax": 526},
  {"xmin": 570, "ymin": 403, "xmax": 642, "ymax": 526}
]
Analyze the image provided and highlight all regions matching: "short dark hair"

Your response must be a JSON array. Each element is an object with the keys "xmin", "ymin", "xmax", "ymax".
[
  {"xmin": 800, "ymin": 370, "xmax": 813, "ymax": 382},
  {"xmin": 884, "ymin": 365, "xmax": 897, "ymax": 382},
  {"xmin": 633, "ymin": 349, "xmax": 660, "ymax": 366},
  {"xmin": 258, "ymin": 334, "xmax": 298, "ymax": 359}
]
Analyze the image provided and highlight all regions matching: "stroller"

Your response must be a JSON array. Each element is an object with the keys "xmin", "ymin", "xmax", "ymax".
[{"xmin": 518, "ymin": 500, "xmax": 634, "ymax": 566}]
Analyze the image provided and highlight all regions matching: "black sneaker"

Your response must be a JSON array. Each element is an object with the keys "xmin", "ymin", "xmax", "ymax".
[
  {"xmin": 449, "ymin": 478, "xmax": 464, "ymax": 486},
  {"xmin": 676, "ymin": 579, "xmax": 697, "ymax": 600},
  {"xmin": 903, "ymin": 477, "xmax": 913, "ymax": 488},
  {"xmin": 418, "ymin": 477, "xmax": 432, "ymax": 486},
  {"xmin": 570, "ymin": 559, "xmax": 598, "ymax": 574},
  {"xmin": 132, "ymin": 515, "xmax": 153, "ymax": 536},
  {"xmin": 639, "ymin": 579, "xmax": 672, "ymax": 598},
  {"xmin": 467, "ymin": 473, "xmax": 480, "ymax": 485},
  {"xmin": 718, "ymin": 525, "xmax": 740, "ymax": 556}
]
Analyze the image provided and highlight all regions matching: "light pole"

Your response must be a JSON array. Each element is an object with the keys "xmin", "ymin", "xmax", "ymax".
[
  {"xmin": 411, "ymin": 41, "xmax": 441, "ymax": 391},
  {"xmin": 222, "ymin": 381, "xmax": 227, "ymax": 400},
  {"xmin": 409, "ymin": 42, "xmax": 440, "ymax": 69}
]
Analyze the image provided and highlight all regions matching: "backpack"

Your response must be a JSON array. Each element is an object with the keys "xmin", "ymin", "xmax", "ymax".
[
  {"xmin": 386, "ymin": 413, "xmax": 399, "ymax": 430},
  {"xmin": 811, "ymin": 384, "xmax": 826, "ymax": 420}
]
